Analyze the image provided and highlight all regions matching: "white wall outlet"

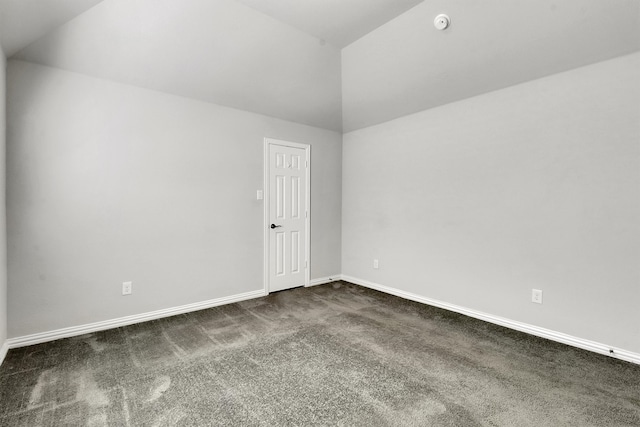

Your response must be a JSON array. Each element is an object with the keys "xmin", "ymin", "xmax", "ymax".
[
  {"xmin": 532, "ymin": 289, "xmax": 542, "ymax": 304},
  {"xmin": 373, "ymin": 259, "xmax": 379, "ymax": 269},
  {"xmin": 256, "ymin": 190, "xmax": 263, "ymax": 200},
  {"xmin": 122, "ymin": 281, "xmax": 132, "ymax": 295}
]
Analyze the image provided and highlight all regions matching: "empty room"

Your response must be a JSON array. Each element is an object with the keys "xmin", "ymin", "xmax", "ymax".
[{"xmin": 0, "ymin": 0, "xmax": 639, "ymax": 425}]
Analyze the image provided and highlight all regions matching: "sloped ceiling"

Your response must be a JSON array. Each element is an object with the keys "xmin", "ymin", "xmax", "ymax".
[
  {"xmin": 0, "ymin": 0, "xmax": 104, "ymax": 56},
  {"xmin": 234, "ymin": 0, "xmax": 423, "ymax": 48},
  {"xmin": 4, "ymin": 0, "xmax": 640, "ymax": 132},
  {"xmin": 11, "ymin": 0, "xmax": 344, "ymax": 131},
  {"xmin": 342, "ymin": 0, "xmax": 640, "ymax": 131}
]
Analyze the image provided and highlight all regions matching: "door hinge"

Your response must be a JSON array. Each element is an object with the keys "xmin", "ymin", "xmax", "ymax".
[
  {"xmin": 305, "ymin": 211, "xmax": 308, "ymax": 218},
  {"xmin": 305, "ymin": 160, "xmax": 308, "ymax": 168},
  {"xmin": 305, "ymin": 260, "xmax": 308, "ymax": 268}
]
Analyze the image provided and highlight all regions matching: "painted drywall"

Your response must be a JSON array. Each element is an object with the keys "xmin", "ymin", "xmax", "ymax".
[
  {"xmin": 6, "ymin": 60, "xmax": 342, "ymax": 338},
  {"xmin": 0, "ymin": 45, "xmax": 7, "ymax": 354},
  {"xmin": 13, "ymin": 0, "xmax": 342, "ymax": 131},
  {"xmin": 342, "ymin": 0, "xmax": 640, "ymax": 132},
  {"xmin": 342, "ymin": 53, "xmax": 640, "ymax": 354}
]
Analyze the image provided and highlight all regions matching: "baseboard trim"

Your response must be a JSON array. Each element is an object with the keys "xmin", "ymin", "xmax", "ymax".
[
  {"xmin": 0, "ymin": 340, "xmax": 8, "ymax": 367},
  {"xmin": 7, "ymin": 289, "xmax": 267, "ymax": 349},
  {"xmin": 8, "ymin": 276, "xmax": 639, "ymax": 365},
  {"xmin": 308, "ymin": 275, "xmax": 342, "ymax": 287},
  {"xmin": 342, "ymin": 275, "xmax": 640, "ymax": 365}
]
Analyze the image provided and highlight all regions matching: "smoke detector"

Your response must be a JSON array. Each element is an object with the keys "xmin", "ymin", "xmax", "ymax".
[{"xmin": 434, "ymin": 14, "xmax": 450, "ymax": 30}]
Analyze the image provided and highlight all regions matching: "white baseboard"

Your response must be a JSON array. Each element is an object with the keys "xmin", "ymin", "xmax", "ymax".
[
  {"xmin": 307, "ymin": 275, "xmax": 342, "ymax": 287},
  {"xmin": 342, "ymin": 275, "xmax": 640, "ymax": 365},
  {"xmin": 7, "ymin": 289, "xmax": 267, "ymax": 349},
  {"xmin": 7, "ymin": 276, "xmax": 639, "ymax": 366},
  {"xmin": 0, "ymin": 340, "xmax": 8, "ymax": 367}
]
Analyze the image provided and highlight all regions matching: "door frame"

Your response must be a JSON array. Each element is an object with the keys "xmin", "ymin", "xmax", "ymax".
[{"xmin": 263, "ymin": 137, "xmax": 311, "ymax": 293}]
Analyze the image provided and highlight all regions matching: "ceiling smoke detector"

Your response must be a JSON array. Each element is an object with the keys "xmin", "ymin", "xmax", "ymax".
[{"xmin": 434, "ymin": 14, "xmax": 450, "ymax": 30}]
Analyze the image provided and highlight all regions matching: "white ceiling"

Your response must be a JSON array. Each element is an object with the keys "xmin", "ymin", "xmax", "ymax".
[
  {"xmin": 0, "ymin": 0, "xmax": 423, "ymax": 56},
  {"xmin": 2, "ymin": 0, "xmax": 639, "ymax": 132},
  {"xmin": 342, "ymin": 0, "xmax": 640, "ymax": 131},
  {"xmin": 11, "ymin": 0, "xmax": 345, "ymax": 131},
  {"xmin": 233, "ymin": 0, "xmax": 423, "ymax": 48},
  {"xmin": 0, "ymin": 0, "xmax": 104, "ymax": 56}
]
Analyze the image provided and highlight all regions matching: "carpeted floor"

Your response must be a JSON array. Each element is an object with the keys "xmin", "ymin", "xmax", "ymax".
[{"xmin": 0, "ymin": 281, "xmax": 638, "ymax": 426}]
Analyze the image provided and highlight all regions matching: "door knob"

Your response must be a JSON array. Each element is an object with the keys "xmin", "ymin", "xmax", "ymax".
[{"xmin": 270, "ymin": 224, "xmax": 282, "ymax": 229}]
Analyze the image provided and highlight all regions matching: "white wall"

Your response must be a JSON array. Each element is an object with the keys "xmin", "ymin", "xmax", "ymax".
[
  {"xmin": 342, "ymin": 53, "xmax": 640, "ymax": 354},
  {"xmin": 0, "ymin": 44, "xmax": 7, "ymax": 356},
  {"xmin": 7, "ymin": 60, "xmax": 342, "ymax": 338}
]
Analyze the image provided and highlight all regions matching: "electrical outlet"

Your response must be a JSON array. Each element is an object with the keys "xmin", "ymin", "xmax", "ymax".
[
  {"xmin": 122, "ymin": 281, "xmax": 132, "ymax": 296},
  {"xmin": 373, "ymin": 259, "xmax": 379, "ymax": 269},
  {"xmin": 532, "ymin": 289, "xmax": 542, "ymax": 304}
]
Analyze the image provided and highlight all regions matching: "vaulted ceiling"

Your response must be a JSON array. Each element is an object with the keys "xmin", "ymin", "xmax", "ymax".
[
  {"xmin": 1, "ymin": 0, "xmax": 639, "ymax": 132},
  {"xmin": 0, "ymin": 0, "xmax": 104, "ymax": 56},
  {"xmin": 233, "ymin": 0, "xmax": 423, "ymax": 48},
  {"xmin": 342, "ymin": 0, "xmax": 640, "ymax": 131}
]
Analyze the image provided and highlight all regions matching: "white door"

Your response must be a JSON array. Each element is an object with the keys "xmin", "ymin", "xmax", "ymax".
[{"xmin": 266, "ymin": 139, "xmax": 310, "ymax": 292}]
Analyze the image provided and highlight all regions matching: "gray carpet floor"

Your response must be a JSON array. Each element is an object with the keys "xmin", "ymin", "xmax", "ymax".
[{"xmin": 0, "ymin": 281, "xmax": 638, "ymax": 426}]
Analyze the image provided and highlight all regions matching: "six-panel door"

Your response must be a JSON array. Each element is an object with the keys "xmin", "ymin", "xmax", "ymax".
[{"xmin": 269, "ymin": 144, "xmax": 307, "ymax": 292}]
